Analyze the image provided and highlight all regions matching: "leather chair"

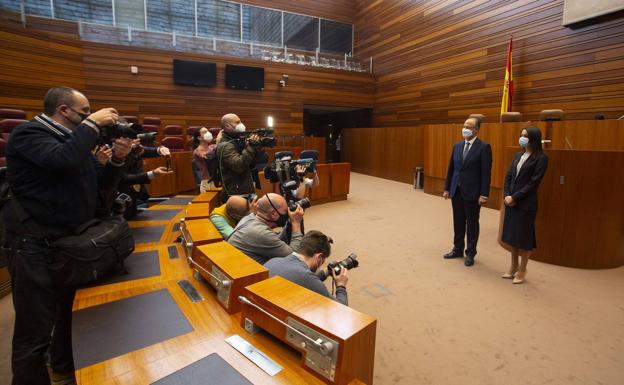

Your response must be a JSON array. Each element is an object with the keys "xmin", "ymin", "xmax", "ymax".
[
  {"xmin": 0, "ymin": 138, "xmax": 7, "ymax": 157},
  {"xmin": 122, "ymin": 116, "xmax": 139, "ymax": 124},
  {"xmin": 0, "ymin": 119, "xmax": 28, "ymax": 141},
  {"xmin": 501, "ymin": 112, "xmax": 523, "ymax": 122},
  {"xmin": 468, "ymin": 113, "xmax": 485, "ymax": 124},
  {"xmin": 163, "ymin": 125, "xmax": 183, "ymax": 136},
  {"xmin": 141, "ymin": 124, "xmax": 159, "ymax": 133},
  {"xmin": 143, "ymin": 117, "xmax": 161, "ymax": 126},
  {"xmin": 300, "ymin": 150, "xmax": 319, "ymax": 161},
  {"xmin": 0, "ymin": 108, "xmax": 26, "ymax": 120},
  {"xmin": 187, "ymin": 126, "xmax": 202, "ymax": 138},
  {"xmin": 540, "ymin": 109, "xmax": 564, "ymax": 121},
  {"xmin": 161, "ymin": 136, "xmax": 185, "ymax": 152}
]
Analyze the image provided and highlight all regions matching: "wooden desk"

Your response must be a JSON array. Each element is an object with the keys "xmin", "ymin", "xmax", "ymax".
[
  {"xmin": 193, "ymin": 242, "xmax": 268, "ymax": 314},
  {"xmin": 183, "ymin": 203, "xmax": 211, "ymax": 221},
  {"xmin": 179, "ymin": 218, "xmax": 223, "ymax": 262},
  {"xmin": 191, "ymin": 191, "xmax": 221, "ymax": 213},
  {"xmin": 144, "ymin": 151, "xmax": 196, "ymax": 197},
  {"xmin": 241, "ymin": 277, "xmax": 377, "ymax": 385},
  {"xmin": 74, "ymin": 206, "xmax": 360, "ymax": 385}
]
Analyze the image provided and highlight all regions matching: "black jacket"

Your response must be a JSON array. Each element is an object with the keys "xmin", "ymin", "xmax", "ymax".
[
  {"xmin": 504, "ymin": 151, "xmax": 549, "ymax": 211},
  {"xmin": 3, "ymin": 115, "xmax": 125, "ymax": 236},
  {"xmin": 217, "ymin": 131, "xmax": 259, "ymax": 196},
  {"xmin": 445, "ymin": 138, "xmax": 493, "ymax": 200}
]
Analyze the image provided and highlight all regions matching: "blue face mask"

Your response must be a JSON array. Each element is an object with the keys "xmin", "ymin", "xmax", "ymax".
[{"xmin": 519, "ymin": 136, "xmax": 529, "ymax": 148}]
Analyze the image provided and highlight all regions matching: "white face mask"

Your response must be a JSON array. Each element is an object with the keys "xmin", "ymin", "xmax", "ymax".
[
  {"xmin": 519, "ymin": 136, "xmax": 529, "ymax": 148},
  {"xmin": 233, "ymin": 123, "xmax": 246, "ymax": 133},
  {"xmin": 462, "ymin": 128, "xmax": 473, "ymax": 138},
  {"xmin": 203, "ymin": 132, "xmax": 213, "ymax": 142}
]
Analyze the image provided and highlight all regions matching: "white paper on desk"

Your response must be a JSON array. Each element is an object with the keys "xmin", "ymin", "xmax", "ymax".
[{"xmin": 225, "ymin": 334, "xmax": 283, "ymax": 376}]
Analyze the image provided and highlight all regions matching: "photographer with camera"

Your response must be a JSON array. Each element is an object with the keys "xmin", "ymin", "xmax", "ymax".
[
  {"xmin": 217, "ymin": 113, "xmax": 263, "ymax": 202},
  {"xmin": 117, "ymin": 135, "xmax": 173, "ymax": 219},
  {"xmin": 209, "ymin": 194, "xmax": 257, "ymax": 238},
  {"xmin": 227, "ymin": 193, "xmax": 304, "ymax": 264},
  {"xmin": 2, "ymin": 86, "xmax": 132, "ymax": 385},
  {"xmin": 264, "ymin": 230, "xmax": 348, "ymax": 306}
]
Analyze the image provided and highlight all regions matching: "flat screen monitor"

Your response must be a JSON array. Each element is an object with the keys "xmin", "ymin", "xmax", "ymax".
[
  {"xmin": 173, "ymin": 59, "xmax": 217, "ymax": 87},
  {"xmin": 225, "ymin": 64, "xmax": 264, "ymax": 91}
]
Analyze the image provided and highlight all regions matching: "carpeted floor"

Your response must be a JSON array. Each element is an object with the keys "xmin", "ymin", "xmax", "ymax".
[{"xmin": 1, "ymin": 172, "xmax": 623, "ymax": 384}]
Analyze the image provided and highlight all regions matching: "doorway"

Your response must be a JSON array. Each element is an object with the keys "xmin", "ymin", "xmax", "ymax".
[{"xmin": 303, "ymin": 105, "xmax": 372, "ymax": 163}]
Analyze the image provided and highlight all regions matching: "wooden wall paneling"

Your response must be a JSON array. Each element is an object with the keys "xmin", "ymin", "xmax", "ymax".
[
  {"xmin": 342, "ymin": 126, "xmax": 424, "ymax": 184},
  {"xmin": 549, "ymin": 120, "xmax": 624, "ymax": 150},
  {"xmin": 143, "ymin": 156, "xmax": 178, "ymax": 197},
  {"xmin": 172, "ymin": 152, "xmax": 196, "ymax": 193},
  {"xmin": 355, "ymin": 0, "xmax": 624, "ymax": 126},
  {"xmin": 0, "ymin": 21, "xmax": 374, "ymax": 136}
]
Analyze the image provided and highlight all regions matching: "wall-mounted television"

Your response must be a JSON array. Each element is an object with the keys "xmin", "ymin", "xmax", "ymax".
[
  {"xmin": 173, "ymin": 59, "xmax": 217, "ymax": 87},
  {"xmin": 225, "ymin": 64, "xmax": 264, "ymax": 91}
]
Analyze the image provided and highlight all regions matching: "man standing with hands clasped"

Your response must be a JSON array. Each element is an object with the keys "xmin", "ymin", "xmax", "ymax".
[{"xmin": 442, "ymin": 117, "xmax": 492, "ymax": 266}]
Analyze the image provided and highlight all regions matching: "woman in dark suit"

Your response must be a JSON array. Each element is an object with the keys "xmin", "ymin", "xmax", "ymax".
[{"xmin": 501, "ymin": 126, "xmax": 549, "ymax": 284}]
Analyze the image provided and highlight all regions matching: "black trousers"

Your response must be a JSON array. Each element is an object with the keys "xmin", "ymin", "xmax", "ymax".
[
  {"xmin": 6, "ymin": 234, "xmax": 76, "ymax": 385},
  {"xmin": 451, "ymin": 187, "xmax": 481, "ymax": 257}
]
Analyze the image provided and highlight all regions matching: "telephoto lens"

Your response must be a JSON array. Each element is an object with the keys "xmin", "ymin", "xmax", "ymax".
[
  {"xmin": 317, "ymin": 253, "xmax": 359, "ymax": 281},
  {"xmin": 288, "ymin": 197, "xmax": 311, "ymax": 211}
]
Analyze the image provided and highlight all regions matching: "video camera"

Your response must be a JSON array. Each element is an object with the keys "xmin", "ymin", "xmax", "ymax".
[
  {"xmin": 234, "ymin": 128, "xmax": 276, "ymax": 148},
  {"xmin": 318, "ymin": 253, "xmax": 359, "ymax": 282},
  {"xmin": 264, "ymin": 154, "xmax": 316, "ymax": 193}
]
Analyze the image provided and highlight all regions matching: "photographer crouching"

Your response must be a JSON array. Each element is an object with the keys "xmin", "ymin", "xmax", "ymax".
[
  {"xmin": 264, "ymin": 231, "xmax": 352, "ymax": 306},
  {"xmin": 2, "ymin": 87, "xmax": 133, "ymax": 385}
]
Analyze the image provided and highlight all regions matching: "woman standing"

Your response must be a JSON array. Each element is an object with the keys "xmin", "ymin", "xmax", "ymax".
[{"xmin": 501, "ymin": 126, "xmax": 549, "ymax": 284}]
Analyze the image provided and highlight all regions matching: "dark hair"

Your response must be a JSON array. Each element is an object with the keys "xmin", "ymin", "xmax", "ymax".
[
  {"xmin": 524, "ymin": 126, "xmax": 543, "ymax": 153},
  {"xmin": 43, "ymin": 86, "xmax": 78, "ymax": 115},
  {"xmin": 296, "ymin": 230, "xmax": 333, "ymax": 259}
]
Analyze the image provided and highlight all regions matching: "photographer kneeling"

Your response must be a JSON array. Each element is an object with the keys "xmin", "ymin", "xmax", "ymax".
[
  {"xmin": 264, "ymin": 230, "xmax": 348, "ymax": 306},
  {"xmin": 227, "ymin": 193, "xmax": 303, "ymax": 265},
  {"xmin": 209, "ymin": 194, "xmax": 257, "ymax": 239}
]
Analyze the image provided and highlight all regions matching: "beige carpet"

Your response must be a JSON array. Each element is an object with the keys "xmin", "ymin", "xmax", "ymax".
[{"xmin": 1, "ymin": 172, "xmax": 623, "ymax": 384}]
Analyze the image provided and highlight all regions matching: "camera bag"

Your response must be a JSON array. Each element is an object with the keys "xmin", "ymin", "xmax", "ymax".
[{"xmin": 8, "ymin": 188, "xmax": 134, "ymax": 287}]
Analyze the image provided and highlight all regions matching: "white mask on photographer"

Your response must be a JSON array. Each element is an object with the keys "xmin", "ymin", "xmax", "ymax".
[
  {"xmin": 203, "ymin": 132, "xmax": 213, "ymax": 142},
  {"xmin": 462, "ymin": 128, "xmax": 473, "ymax": 138},
  {"xmin": 233, "ymin": 123, "xmax": 246, "ymax": 133}
]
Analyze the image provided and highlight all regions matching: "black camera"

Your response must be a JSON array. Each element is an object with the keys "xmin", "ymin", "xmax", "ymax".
[
  {"xmin": 112, "ymin": 192, "xmax": 133, "ymax": 215},
  {"xmin": 99, "ymin": 120, "xmax": 143, "ymax": 144},
  {"xmin": 318, "ymin": 253, "xmax": 359, "ymax": 282},
  {"xmin": 235, "ymin": 128, "xmax": 276, "ymax": 148},
  {"xmin": 288, "ymin": 197, "xmax": 311, "ymax": 211}
]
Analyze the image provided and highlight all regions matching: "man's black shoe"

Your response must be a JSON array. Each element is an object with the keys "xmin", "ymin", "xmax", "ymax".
[
  {"xmin": 443, "ymin": 250, "xmax": 463, "ymax": 259},
  {"xmin": 464, "ymin": 256, "xmax": 475, "ymax": 266}
]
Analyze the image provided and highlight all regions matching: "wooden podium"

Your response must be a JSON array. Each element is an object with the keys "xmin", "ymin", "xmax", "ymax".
[
  {"xmin": 192, "ymin": 241, "xmax": 268, "ymax": 314},
  {"xmin": 498, "ymin": 147, "xmax": 624, "ymax": 269},
  {"xmin": 240, "ymin": 276, "xmax": 377, "ymax": 385},
  {"xmin": 179, "ymin": 218, "xmax": 223, "ymax": 261}
]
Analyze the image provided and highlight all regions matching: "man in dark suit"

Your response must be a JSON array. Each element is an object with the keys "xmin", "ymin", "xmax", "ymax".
[{"xmin": 443, "ymin": 117, "xmax": 492, "ymax": 266}]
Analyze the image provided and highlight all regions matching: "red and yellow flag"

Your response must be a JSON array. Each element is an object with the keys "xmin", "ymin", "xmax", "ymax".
[{"xmin": 500, "ymin": 37, "xmax": 513, "ymax": 115}]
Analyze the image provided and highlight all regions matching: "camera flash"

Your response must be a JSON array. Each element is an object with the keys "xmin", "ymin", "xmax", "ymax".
[
  {"xmin": 267, "ymin": 116, "xmax": 274, "ymax": 128},
  {"xmin": 130, "ymin": 66, "xmax": 139, "ymax": 74}
]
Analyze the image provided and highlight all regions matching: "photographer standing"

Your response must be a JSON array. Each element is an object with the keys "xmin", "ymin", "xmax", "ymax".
[
  {"xmin": 217, "ymin": 113, "xmax": 262, "ymax": 201},
  {"xmin": 264, "ymin": 231, "xmax": 348, "ymax": 306},
  {"xmin": 2, "ymin": 86, "xmax": 132, "ymax": 385},
  {"xmin": 118, "ymin": 138, "xmax": 173, "ymax": 219}
]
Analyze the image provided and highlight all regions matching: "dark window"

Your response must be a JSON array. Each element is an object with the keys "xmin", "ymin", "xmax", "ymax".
[
  {"xmin": 283, "ymin": 13, "xmax": 318, "ymax": 51},
  {"xmin": 320, "ymin": 19, "xmax": 352, "ymax": 55}
]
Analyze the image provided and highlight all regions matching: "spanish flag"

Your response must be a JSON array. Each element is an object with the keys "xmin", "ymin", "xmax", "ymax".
[{"xmin": 500, "ymin": 37, "xmax": 513, "ymax": 116}]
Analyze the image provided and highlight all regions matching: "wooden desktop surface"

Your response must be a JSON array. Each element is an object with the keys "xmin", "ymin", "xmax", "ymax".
[{"xmin": 74, "ymin": 202, "xmax": 367, "ymax": 385}]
